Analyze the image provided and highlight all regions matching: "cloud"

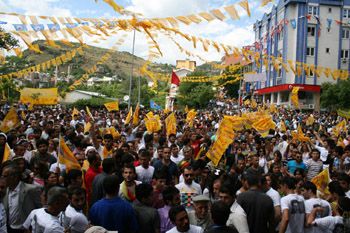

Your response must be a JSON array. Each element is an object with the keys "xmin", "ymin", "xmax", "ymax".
[{"xmin": 2, "ymin": 0, "xmax": 72, "ymax": 16}]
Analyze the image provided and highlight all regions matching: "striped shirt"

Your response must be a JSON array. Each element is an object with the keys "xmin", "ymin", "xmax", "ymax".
[{"xmin": 306, "ymin": 159, "xmax": 323, "ymax": 180}]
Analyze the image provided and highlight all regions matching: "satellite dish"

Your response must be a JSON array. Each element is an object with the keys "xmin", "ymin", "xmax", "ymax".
[{"xmin": 123, "ymin": 95, "xmax": 129, "ymax": 101}]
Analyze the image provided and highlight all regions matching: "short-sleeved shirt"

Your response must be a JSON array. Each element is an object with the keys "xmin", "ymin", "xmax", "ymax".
[
  {"xmin": 314, "ymin": 216, "xmax": 343, "ymax": 233},
  {"xmin": 89, "ymin": 197, "xmax": 138, "ymax": 233},
  {"xmin": 237, "ymin": 190, "xmax": 274, "ymax": 233},
  {"xmin": 23, "ymin": 208, "xmax": 64, "ymax": 233},
  {"xmin": 153, "ymin": 160, "xmax": 179, "ymax": 183},
  {"xmin": 287, "ymin": 160, "xmax": 307, "ymax": 174},
  {"xmin": 305, "ymin": 198, "xmax": 332, "ymax": 233},
  {"xmin": 280, "ymin": 194, "xmax": 305, "ymax": 233},
  {"xmin": 266, "ymin": 187, "xmax": 281, "ymax": 207},
  {"xmin": 136, "ymin": 165, "xmax": 155, "ymax": 184},
  {"xmin": 175, "ymin": 182, "xmax": 202, "ymax": 209}
]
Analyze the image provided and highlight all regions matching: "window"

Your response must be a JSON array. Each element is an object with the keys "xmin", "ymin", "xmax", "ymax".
[
  {"xmin": 307, "ymin": 47, "xmax": 315, "ymax": 56},
  {"xmin": 326, "ymin": 48, "xmax": 330, "ymax": 53},
  {"xmin": 309, "ymin": 69, "xmax": 314, "ymax": 77},
  {"xmin": 308, "ymin": 6, "xmax": 317, "ymax": 16},
  {"xmin": 343, "ymin": 9, "xmax": 350, "ymax": 19},
  {"xmin": 328, "ymin": 8, "xmax": 332, "ymax": 13},
  {"xmin": 277, "ymin": 30, "xmax": 284, "ymax": 41},
  {"xmin": 342, "ymin": 28, "xmax": 350, "ymax": 39},
  {"xmin": 308, "ymin": 26, "xmax": 316, "ymax": 37},
  {"xmin": 341, "ymin": 49, "xmax": 349, "ymax": 59}
]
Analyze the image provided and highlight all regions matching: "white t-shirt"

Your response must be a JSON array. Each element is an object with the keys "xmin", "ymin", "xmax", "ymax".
[
  {"xmin": 305, "ymin": 198, "xmax": 332, "ymax": 233},
  {"xmin": 313, "ymin": 216, "xmax": 343, "ymax": 233},
  {"xmin": 166, "ymin": 225, "xmax": 203, "ymax": 233},
  {"xmin": 59, "ymin": 204, "xmax": 88, "ymax": 231},
  {"xmin": 135, "ymin": 165, "xmax": 155, "ymax": 184},
  {"xmin": 23, "ymin": 208, "xmax": 64, "ymax": 233},
  {"xmin": 0, "ymin": 203, "xmax": 7, "ymax": 233},
  {"xmin": 227, "ymin": 201, "xmax": 249, "ymax": 233},
  {"xmin": 281, "ymin": 193, "xmax": 305, "ymax": 233},
  {"xmin": 266, "ymin": 187, "xmax": 281, "ymax": 207},
  {"xmin": 171, "ymin": 154, "xmax": 184, "ymax": 165}
]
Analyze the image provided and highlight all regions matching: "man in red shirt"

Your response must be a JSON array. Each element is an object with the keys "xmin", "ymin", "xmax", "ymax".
[{"xmin": 85, "ymin": 150, "xmax": 102, "ymax": 206}]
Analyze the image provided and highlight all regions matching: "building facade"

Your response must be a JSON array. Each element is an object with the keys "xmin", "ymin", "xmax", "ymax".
[{"xmin": 251, "ymin": 0, "xmax": 350, "ymax": 110}]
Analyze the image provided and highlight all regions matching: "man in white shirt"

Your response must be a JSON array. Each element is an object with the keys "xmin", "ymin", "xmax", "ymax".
[
  {"xmin": 175, "ymin": 166, "xmax": 202, "ymax": 210},
  {"xmin": 279, "ymin": 176, "xmax": 305, "ymax": 233},
  {"xmin": 219, "ymin": 185, "xmax": 249, "ymax": 233},
  {"xmin": 307, "ymin": 196, "xmax": 350, "ymax": 233},
  {"xmin": 136, "ymin": 149, "xmax": 154, "ymax": 184},
  {"xmin": 277, "ymin": 135, "xmax": 288, "ymax": 157},
  {"xmin": 301, "ymin": 181, "xmax": 331, "ymax": 233},
  {"xmin": 59, "ymin": 187, "xmax": 88, "ymax": 233},
  {"xmin": 170, "ymin": 144, "xmax": 183, "ymax": 165},
  {"xmin": 262, "ymin": 174, "xmax": 281, "ymax": 223},
  {"xmin": 166, "ymin": 205, "xmax": 203, "ymax": 233},
  {"xmin": 23, "ymin": 186, "xmax": 70, "ymax": 233}
]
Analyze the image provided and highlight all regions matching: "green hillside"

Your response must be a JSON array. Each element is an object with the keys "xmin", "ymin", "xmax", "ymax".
[{"xmin": 0, "ymin": 40, "xmax": 174, "ymax": 80}]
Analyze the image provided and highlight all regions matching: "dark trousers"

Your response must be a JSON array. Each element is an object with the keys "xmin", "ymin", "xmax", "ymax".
[{"xmin": 7, "ymin": 226, "xmax": 25, "ymax": 233}]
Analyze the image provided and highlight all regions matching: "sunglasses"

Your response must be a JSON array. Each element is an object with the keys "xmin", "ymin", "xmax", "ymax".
[{"xmin": 184, "ymin": 174, "xmax": 194, "ymax": 177}]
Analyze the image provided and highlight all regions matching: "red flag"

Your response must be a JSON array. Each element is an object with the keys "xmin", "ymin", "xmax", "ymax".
[{"xmin": 171, "ymin": 71, "xmax": 180, "ymax": 86}]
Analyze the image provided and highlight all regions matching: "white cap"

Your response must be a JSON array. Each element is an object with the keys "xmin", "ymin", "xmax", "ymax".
[{"xmin": 84, "ymin": 226, "xmax": 118, "ymax": 233}]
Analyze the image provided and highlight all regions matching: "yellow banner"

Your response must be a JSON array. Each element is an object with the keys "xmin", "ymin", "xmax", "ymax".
[{"xmin": 20, "ymin": 88, "xmax": 58, "ymax": 105}]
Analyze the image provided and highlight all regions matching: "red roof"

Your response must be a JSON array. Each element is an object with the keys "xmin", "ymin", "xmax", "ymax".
[
  {"xmin": 255, "ymin": 84, "xmax": 321, "ymax": 95},
  {"xmin": 222, "ymin": 54, "xmax": 252, "ymax": 66}
]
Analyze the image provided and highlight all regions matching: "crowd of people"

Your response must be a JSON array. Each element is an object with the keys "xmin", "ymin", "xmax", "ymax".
[{"xmin": 0, "ymin": 102, "xmax": 350, "ymax": 233}]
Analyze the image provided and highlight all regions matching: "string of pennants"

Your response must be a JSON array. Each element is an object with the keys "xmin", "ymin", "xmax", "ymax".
[
  {"xmin": 68, "ymin": 33, "xmax": 128, "ymax": 91},
  {"xmin": 251, "ymin": 16, "xmax": 350, "ymax": 49},
  {"xmin": 0, "ymin": 45, "xmax": 86, "ymax": 79}
]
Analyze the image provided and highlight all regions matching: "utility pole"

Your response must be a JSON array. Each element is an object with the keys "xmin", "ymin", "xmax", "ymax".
[{"xmin": 128, "ymin": 29, "xmax": 136, "ymax": 109}]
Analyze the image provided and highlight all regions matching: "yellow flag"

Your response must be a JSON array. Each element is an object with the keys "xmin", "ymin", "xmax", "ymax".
[
  {"xmin": 86, "ymin": 106, "xmax": 95, "ymax": 122},
  {"xmin": 72, "ymin": 107, "xmax": 79, "ymax": 119},
  {"xmin": 2, "ymin": 143, "xmax": 11, "ymax": 163},
  {"xmin": 145, "ymin": 113, "xmax": 161, "ymax": 133},
  {"xmin": 252, "ymin": 116, "xmax": 276, "ymax": 138},
  {"xmin": 292, "ymin": 125, "xmax": 310, "ymax": 142},
  {"xmin": 239, "ymin": 0, "xmax": 251, "ymax": 17},
  {"xmin": 165, "ymin": 112, "xmax": 177, "ymax": 136},
  {"xmin": 133, "ymin": 103, "xmax": 140, "ymax": 126},
  {"xmin": 306, "ymin": 115, "xmax": 315, "ymax": 126},
  {"xmin": 58, "ymin": 136, "xmax": 81, "ymax": 171},
  {"xmin": 84, "ymin": 122, "xmax": 92, "ymax": 134},
  {"xmin": 251, "ymin": 99, "xmax": 257, "ymax": 108},
  {"xmin": 224, "ymin": 5, "xmax": 240, "ymax": 20},
  {"xmin": 104, "ymin": 101, "xmax": 119, "ymax": 112},
  {"xmin": 184, "ymin": 105, "xmax": 189, "ymax": 113},
  {"xmin": 311, "ymin": 167, "xmax": 330, "ymax": 195},
  {"xmin": 109, "ymin": 127, "xmax": 120, "ymax": 139},
  {"xmin": 0, "ymin": 108, "xmax": 20, "ymax": 133},
  {"xmin": 125, "ymin": 107, "xmax": 133, "ymax": 125},
  {"xmin": 337, "ymin": 109, "xmax": 350, "ymax": 120},
  {"xmin": 333, "ymin": 120, "xmax": 347, "ymax": 137},
  {"xmin": 21, "ymin": 111, "xmax": 26, "ymax": 120},
  {"xmin": 291, "ymin": 86, "xmax": 300, "ymax": 109},
  {"xmin": 269, "ymin": 103, "xmax": 277, "ymax": 114},
  {"xmin": 280, "ymin": 121, "xmax": 287, "ymax": 132},
  {"xmin": 186, "ymin": 109, "xmax": 197, "ymax": 128}
]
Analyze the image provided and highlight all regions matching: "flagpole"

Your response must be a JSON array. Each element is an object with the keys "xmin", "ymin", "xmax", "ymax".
[
  {"xmin": 138, "ymin": 75, "xmax": 141, "ymax": 104},
  {"xmin": 128, "ymin": 29, "xmax": 136, "ymax": 109}
]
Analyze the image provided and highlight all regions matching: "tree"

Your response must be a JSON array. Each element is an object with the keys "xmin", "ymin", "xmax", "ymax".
[
  {"xmin": 178, "ymin": 82, "xmax": 215, "ymax": 108},
  {"xmin": 218, "ymin": 65, "xmax": 243, "ymax": 98},
  {"xmin": 0, "ymin": 78, "xmax": 20, "ymax": 102},
  {"xmin": 0, "ymin": 27, "xmax": 18, "ymax": 50},
  {"xmin": 320, "ymin": 80, "xmax": 350, "ymax": 110}
]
